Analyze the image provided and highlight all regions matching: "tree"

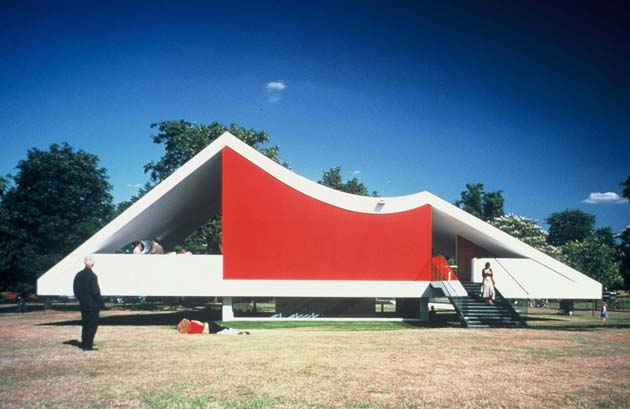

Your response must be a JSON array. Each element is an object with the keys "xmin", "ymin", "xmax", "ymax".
[
  {"xmin": 318, "ymin": 166, "xmax": 376, "ymax": 196},
  {"xmin": 482, "ymin": 191, "xmax": 505, "ymax": 221},
  {"xmin": 0, "ymin": 143, "xmax": 113, "ymax": 290},
  {"xmin": 129, "ymin": 120, "xmax": 287, "ymax": 254},
  {"xmin": 455, "ymin": 183, "xmax": 504, "ymax": 221},
  {"xmin": 144, "ymin": 120, "xmax": 286, "ymax": 182},
  {"xmin": 0, "ymin": 175, "xmax": 8, "ymax": 198},
  {"xmin": 546, "ymin": 209, "xmax": 595, "ymax": 246},
  {"xmin": 560, "ymin": 237, "xmax": 623, "ymax": 290},
  {"xmin": 618, "ymin": 227, "xmax": 630, "ymax": 289},
  {"xmin": 489, "ymin": 214, "xmax": 559, "ymax": 257},
  {"xmin": 620, "ymin": 176, "xmax": 630, "ymax": 199},
  {"xmin": 594, "ymin": 227, "xmax": 616, "ymax": 248},
  {"xmin": 614, "ymin": 176, "xmax": 629, "ymax": 289},
  {"xmin": 0, "ymin": 175, "xmax": 8, "ymax": 224}
]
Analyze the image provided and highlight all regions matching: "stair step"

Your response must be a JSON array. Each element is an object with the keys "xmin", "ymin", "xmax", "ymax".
[{"xmin": 451, "ymin": 282, "xmax": 526, "ymax": 329}]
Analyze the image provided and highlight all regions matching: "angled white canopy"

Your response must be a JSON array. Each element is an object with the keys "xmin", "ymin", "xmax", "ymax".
[{"xmin": 37, "ymin": 132, "xmax": 601, "ymax": 299}]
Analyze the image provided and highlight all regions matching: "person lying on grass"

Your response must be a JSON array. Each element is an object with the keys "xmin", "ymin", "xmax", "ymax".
[{"xmin": 176, "ymin": 318, "xmax": 250, "ymax": 335}]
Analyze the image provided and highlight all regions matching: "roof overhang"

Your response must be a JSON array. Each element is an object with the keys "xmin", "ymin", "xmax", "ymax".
[{"xmin": 37, "ymin": 132, "xmax": 602, "ymax": 299}]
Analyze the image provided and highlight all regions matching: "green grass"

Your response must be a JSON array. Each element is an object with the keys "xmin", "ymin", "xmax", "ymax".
[
  {"xmin": 3, "ymin": 310, "xmax": 630, "ymax": 408},
  {"xmin": 144, "ymin": 392, "xmax": 259, "ymax": 409},
  {"xmin": 526, "ymin": 311, "xmax": 630, "ymax": 328},
  {"xmin": 219, "ymin": 320, "xmax": 424, "ymax": 330},
  {"xmin": 142, "ymin": 386, "xmax": 295, "ymax": 409},
  {"xmin": 222, "ymin": 310, "xmax": 630, "ymax": 331}
]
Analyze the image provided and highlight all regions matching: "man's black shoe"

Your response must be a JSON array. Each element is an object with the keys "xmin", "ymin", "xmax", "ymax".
[{"xmin": 82, "ymin": 346, "xmax": 98, "ymax": 351}]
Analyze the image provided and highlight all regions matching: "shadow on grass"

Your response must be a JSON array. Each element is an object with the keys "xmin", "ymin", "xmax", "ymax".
[
  {"xmin": 525, "ymin": 316, "xmax": 564, "ymax": 322},
  {"xmin": 62, "ymin": 339, "xmax": 84, "ymax": 349},
  {"xmin": 39, "ymin": 309, "xmax": 222, "ymax": 327},
  {"xmin": 0, "ymin": 303, "xmax": 81, "ymax": 313},
  {"xmin": 1, "ymin": 301, "xmax": 216, "ymax": 314},
  {"xmin": 38, "ymin": 311, "xmax": 462, "ymax": 330},
  {"xmin": 527, "ymin": 323, "xmax": 630, "ymax": 332},
  {"xmin": 524, "ymin": 313, "xmax": 630, "ymax": 331}
]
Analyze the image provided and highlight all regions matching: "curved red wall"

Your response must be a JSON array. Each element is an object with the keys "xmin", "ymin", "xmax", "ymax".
[{"xmin": 222, "ymin": 148, "xmax": 432, "ymax": 281}]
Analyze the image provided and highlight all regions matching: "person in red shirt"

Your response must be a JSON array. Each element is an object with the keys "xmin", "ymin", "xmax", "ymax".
[
  {"xmin": 177, "ymin": 318, "xmax": 206, "ymax": 333},
  {"xmin": 176, "ymin": 319, "xmax": 250, "ymax": 335}
]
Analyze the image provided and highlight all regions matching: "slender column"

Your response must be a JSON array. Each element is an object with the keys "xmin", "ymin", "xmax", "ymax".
[{"xmin": 222, "ymin": 297, "xmax": 234, "ymax": 321}]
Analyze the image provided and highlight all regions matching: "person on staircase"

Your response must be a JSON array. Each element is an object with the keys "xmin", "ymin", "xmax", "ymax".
[{"xmin": 481, "ymin": 262, "xmax": 496, "ymax": 305}]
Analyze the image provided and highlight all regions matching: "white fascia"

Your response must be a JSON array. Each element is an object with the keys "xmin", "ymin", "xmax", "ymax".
[{"xmin": 38, "ymin": 132, "xmax": 601, "ymax": 298}]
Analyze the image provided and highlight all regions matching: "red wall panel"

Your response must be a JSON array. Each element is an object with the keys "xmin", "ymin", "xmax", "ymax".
[
  {"xmin": 222, "ymin": 148, "xmax": 432, "ymax": 281},
  {"xmin": 456, "ymin": 235, "xmax": 492, "ymax": 281}
]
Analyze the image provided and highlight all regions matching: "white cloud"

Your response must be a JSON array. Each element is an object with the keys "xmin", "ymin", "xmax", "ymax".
[
  {"xmin": 266, "ymin": 81, "xmax": 286, "ymax": 91},
  {"xmin": 127, "ymin": 183, "xmax": 143, "ymax": 188},
  {"xmin": 582, "ymin": 192, "xmax": 629, "ymax": 204},
  {"xmin": 352, "ymin": 170, "xmax": 361, "ymax": 175}
]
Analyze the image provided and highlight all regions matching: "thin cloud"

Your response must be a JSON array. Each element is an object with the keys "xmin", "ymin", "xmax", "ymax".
[
  {"xmin": 352, "ymin": 170, "xmax": 361, "ymax": 175},
  {"xmin": 127, "ymin": 183, "xmax": 143, "ymax": 188},
  {"xmin": 582, "ymin": 192, "xmax": 628, "ymax": 204},
  {"xmin": 266, "ymin": 81, "xmax": 286, "ymax": 91}
]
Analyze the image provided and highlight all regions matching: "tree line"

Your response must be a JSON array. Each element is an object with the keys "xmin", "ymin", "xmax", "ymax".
[
  {"xmin": 455, "ymin": 183, "xmax": 630, "ymax": 290},
  {"xmin": 0, "ymin": 120, "xmax": 628, "ymax": 292},
  {"xmin": 0, "ymin": 120, "xmax": 373, "ymax": 292}
]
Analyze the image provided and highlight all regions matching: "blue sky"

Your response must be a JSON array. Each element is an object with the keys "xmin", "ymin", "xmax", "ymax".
[{"xmin": 1, "ymin": 0, "xmax": 629, "ymax": 232}]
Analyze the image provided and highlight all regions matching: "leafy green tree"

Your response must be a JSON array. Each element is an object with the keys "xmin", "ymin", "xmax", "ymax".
[
  {"xmin": 618, "ymin": 227, "xmax": 630, "ymax": 289},
  {"xmin": 455, "ymin": 183, "xmax": 504, "ymax": 221},
  {"xmin": 123, "ymin": 120, "xmax": 287, "ymax": 254},
  {"xmin": 0, "ymin": 175, "xmax": 8, "ymax": 225},
  {"xmin": 144, "ymin": 120, "xmax": 287, "ymax": 182},
  {"xmin": 318, "ymin": 166, "xmax": 377, "ymax": 196},
  {"xmin": 615, "ymin": 176, "xmax": 630, "ymax": 289},
  {"xmin": 482, "ymin": 191, "xmax": 505, "ymax": 221},
  {"xmin": 620, "ymin": 176, "xmax": 630, "ymax": 199},
  {"xmin": 546, "ymin": 209, "xmax": 595, "ymax": 246},
  {"xmin": 594, "ymin": 227, "xmax": 616, "ymax": 248},
  {"xmin": 455, "ymin": 183, "xmax": 483, "ymax": 218},
  {"xmin": 489, "ymin": 214, "xmax": 559, "ymax": 257},
  {"xmin": 560, "ymin": 237, "xmax": 623, "ymax": 289},
  {"xmin": 0, "ymin": 143, "xmax": 113, "ymax": 290},
  {"xmin": 0, "ymin": 175, "xmax": 8, "ymax": 198}
]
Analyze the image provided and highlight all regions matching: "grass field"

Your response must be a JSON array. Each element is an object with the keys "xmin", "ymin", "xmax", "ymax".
[{"xmin": 1, "ymin": 308, "xmax": 629, "ymax": 409}]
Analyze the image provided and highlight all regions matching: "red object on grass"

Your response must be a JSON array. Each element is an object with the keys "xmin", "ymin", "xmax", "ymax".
[{"xmin": 188, "ymin": 320, "xmax": 205, "ymax": 334}]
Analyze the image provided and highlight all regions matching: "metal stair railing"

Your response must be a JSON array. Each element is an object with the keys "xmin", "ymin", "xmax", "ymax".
[{"xmin": 449, "ymin": 282, "xmax": 526, "ymax": 328}]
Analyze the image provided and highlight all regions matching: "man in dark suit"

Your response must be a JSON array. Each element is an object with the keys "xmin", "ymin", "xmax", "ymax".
[{"xmin": 73, "ymin": 256, "xmax": 105, "ymax": 351}]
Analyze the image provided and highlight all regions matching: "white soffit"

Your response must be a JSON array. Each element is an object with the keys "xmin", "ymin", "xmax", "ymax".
[
  {"xmin": 475, "ymin": 258, "xmax": 601, "ymax": 300},
  {"xmin": 38, "ymin": 132, "xmax": 601, "ymax": 297}
]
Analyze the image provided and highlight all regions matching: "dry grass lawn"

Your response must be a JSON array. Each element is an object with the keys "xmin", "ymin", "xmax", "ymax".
[{"xmin": 1, "ymin": 309, "xmax": 629, "ymax": 408}]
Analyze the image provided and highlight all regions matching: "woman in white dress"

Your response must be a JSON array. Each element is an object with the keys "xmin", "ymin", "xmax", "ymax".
[{"xmin": 480, "ymin": 262, "xmax": 495, "ymax": 305}]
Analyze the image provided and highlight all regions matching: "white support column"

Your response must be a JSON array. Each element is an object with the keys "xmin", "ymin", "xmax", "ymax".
[
  {"xmin": 222, "ymin": 297, "xmax": 234, "ymax": 321},
  {"xmin": 419, "ymin": 298, "xmax": 429, "ymax": 321}
]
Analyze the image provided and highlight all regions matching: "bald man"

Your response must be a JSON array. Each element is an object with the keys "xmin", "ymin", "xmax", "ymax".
[{"xmin": 73, "ymin": 256, "xmax": 105, "ymax": 351}]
